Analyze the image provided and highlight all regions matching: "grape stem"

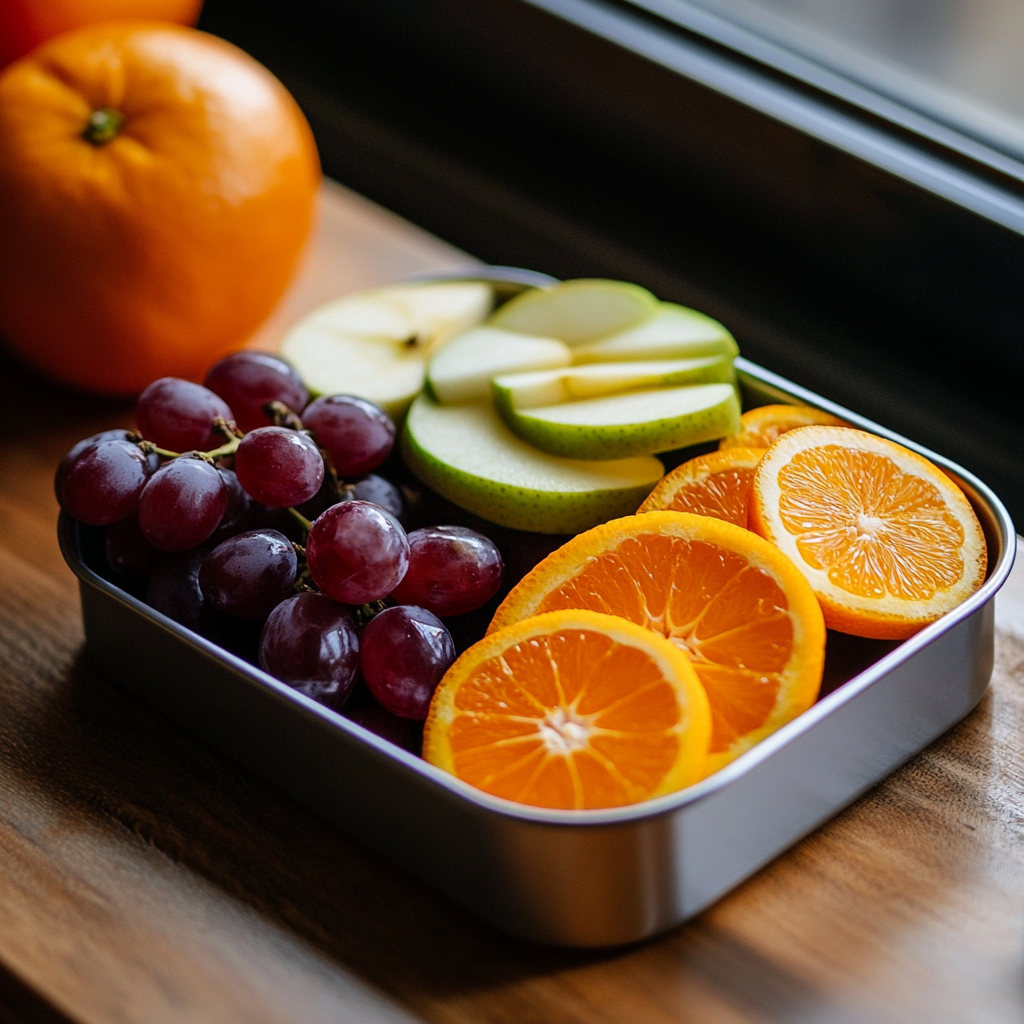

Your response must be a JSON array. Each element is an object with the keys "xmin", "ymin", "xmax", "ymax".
[
  {"xmin": 265, "ymin": 401, "xmax": 304, "ymax": 431},
  {"xmin": 287, "ymin": 507, "xmax": 312, "ymax": 532},
  {"xmin": 135, "ymin": 430, "xmax": 241, "ymax": 463}
]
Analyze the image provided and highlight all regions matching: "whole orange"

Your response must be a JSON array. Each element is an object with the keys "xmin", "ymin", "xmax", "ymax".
[
  {"xmin": 0, "ymin": 22, "xmax": 320, "ymax": 395},
  {"xmin": 0, "ymin": 0, "xmax": 203, "ymax": 68}
]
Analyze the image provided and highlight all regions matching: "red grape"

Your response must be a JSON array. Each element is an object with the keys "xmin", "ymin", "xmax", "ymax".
[
  {"xmin": 55, "ymin": 429, "xmax": 132, "ymax": 502},
  {"xmin": 203, "ymin": 351, "xmax": 308, "ymax": 433},
  {"xmin": 293, "ymin": 471, "xmax": 339, "ymax": 520},
  {"xmin": 106, "ymin": 514, "xmax": 162, "ymax": 580},
  {"xmin": 210, "ymin": 467, "xmax": 252, "ymax": 542},
  {"xmin": 60, "ymin": 438, "xmax": 152, "ymax": 525},
  {"xmin": 391, "ymin": 526, "xmax": 503, "ymax": 616},
  {"xmin": 136, "ymin": 377, "xmax": 234, "ymax": 452},
  {"xmin": 199, "ymin": 529, "xmax": 297, "ymax": 619},
  {"xmin": 147, "ymin": 548, "xmax": 216, "ymax": 634},
  {"xmin": 306, "ymin": 500, "xmax": 409, "ymax": 604},
  {"xmin": 302, "ymin": 395, "xmax": 395, "ymax": 476},
  {"xmin": 359, "ymin": 606, "xmax": 455, "ymax": 719},
  {"xmin": 344, "ymin": 474, "xmax": 404, "ymax": 520},
  {"xmin": 234, "ymin": 427, "xmax": 324, "ymax": 508},
  {"xmin": 259, "ymin": 592, "xmax": 359, "ymax": 706},
  {"xmin": 137, "ymin": 456, "xmax": 229, "ymax": 551}
]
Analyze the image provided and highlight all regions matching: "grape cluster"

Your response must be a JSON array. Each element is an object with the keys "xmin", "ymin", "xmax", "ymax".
[{"xmin": 57, "ymin": 352, "xmax": 504, "ymax": 748}]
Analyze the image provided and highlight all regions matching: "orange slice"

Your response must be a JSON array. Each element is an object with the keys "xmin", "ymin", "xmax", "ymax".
[
  {"xmin": 424, "ymin": 609, "xmax": 712, "ymax": 809},
  {"xmin": 750, "ymin": 425, "xmax": 987, "ymax": 639},
  {"xmin": 489, "ymin": 513, "xmax": 825, "ymax": 773},
  {"xmin": 720, "ymin": 404, "xmax": 847, "ymax": 450},
  {"xmin": 638, "ymin": 447, "xmax": 767, "ymax": 527}
]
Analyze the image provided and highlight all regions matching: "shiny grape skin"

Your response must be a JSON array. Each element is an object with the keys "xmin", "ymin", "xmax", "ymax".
[
  {"xmin": 259, "ymin": 592, "xmax": 360, "ymax": 707},
  {"xmin": 302, "ymin": 395, "xmax": 395, "ymax": 477},
  {"xmin": 147, "ymin": 548, "xmax": 216, "ymax": 634},
  {"xmin": 390, "ymin": 526, "xmax": 503, "ymax": 617},
  {"xmin": 199, "ymin": 529, "xmax": 297, "ymax": 619},
  {"xmin": 135, "ymin": 377, "xmax": 234, "ymax": 452},
  {"xmin": 137, "ymin": 457, "xmax": 229, "ymax": 551},
  {"xmin": 106, "ymin": 514, "xmax": 162, "ymax": 580},
  {"xmin": 293, "ymin": 470, "xmax": 340, "ymax": 521},
  {"xmin": 359, "ymin": 606, "xmax": 456, "ymax": 719},
  {"xmin": 345, "ymin": 474, "xmax": 404, "ymax": 520},
  {"xmin": 210, "ymin": 467, "xmax": 252, "ymax": 543},
  {"xmin": 60, "ymin": 438, "xmax": 152, "ymax": 526},
  {"xmin": 203, "ymin": 351, "xmax": 308, "ymax": 433},
  {"xmin": 234, "ymin": 427, "xmax": 324, "ymax": 508},
  {"xmin": 55, "ymin": 429, "xmax": 132, "ymax": 503},
  {"xmin": 306, "ymin": 500, "xmax": 410, "ymax": 605}
]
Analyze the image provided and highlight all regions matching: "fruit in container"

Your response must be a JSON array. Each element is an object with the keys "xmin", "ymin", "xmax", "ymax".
[
  {"xmin": 301, "ymin": 394, "xmax": 395, "ymax": 476},
  {"xmin": 569, "ymin": 303, "xmax": 738, "ymax": 363},
  {"xmin": 59, "ymin": 438, "xmax": 153, "ymax": 525},
  {"xmin": 749, "ymin": 425, "xmax": 987, "ymax": 639},
  {"xmin": 305, "ymin": 500, "xmax": 410, "ymax": 605},
  {"xmin": 491, "ymin": 354, "xmax": 734, "ymax": 409},
  {"xmin": 135, "ymin": 378, "xmax": 235, "ymax": 453},
  {"xmin": 233, "ymin": 428, "xmax": 325, "ymax": 509},
  {"xmin": 281, "ymin": 281, "xmax": 494, "ymax": 418},
  {"xmin": 424, "ymin": 608, "xmax": 712, "ymax": 809},
  {"xmin": 203, "ymin": 352, "xmax": 309, "ymax": 434},
  {"xmin": 494, "ymin": 381, "xmax": 740, "ymax": 461},
  {"xmin": 199, "ymin": 529, "xmax": 297, "ymax": 619},
  {"xmin": 0, "ymin": 23, "xmax": 319, "ymax": 394},
  {"xmin": 489, "ymin": 512, "xmax": 826, "ymax": 774},
  {"xmin": 487, "ymin": 279, "xmax": 659, "ymax": 342},
  {"xmin": 390, "ymin": 526, "xmax": 504, "ymax": 617},
  {"xmin": 401, "ymin": 394, "xmax": 665, "ymax": 534},
  {"xmin": 137, "ymin": 456, "xmax": 228, "ymax": 551},
  {"xmin": 426, "ymin": 326, "xmax": 571, "ymax": 403},
  {"xmin": 459, "ymin": 280, "xmax": 741, "ymax": 462},
  {"xmin": 720, "ymin": 404, "xmax": 847, "ymax": 449},
  {"xmin": 0, "ymin": 0, "xmax": 203, "ymax": 68},
  {"xmin": 258, "ymin": 593, "xmax": 360, "ymax": 707},
  {"xmin": 360, "ymin": 606, "xmax": 457, "ymax": 720},
  {"xmin": 638, "ymin": 447, "xmax": 767, "ymax": 527}
]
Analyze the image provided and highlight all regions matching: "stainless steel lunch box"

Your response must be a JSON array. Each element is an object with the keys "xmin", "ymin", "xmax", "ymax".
[{"xmin": 59, "ymin": 278, "xmax": 1016, "ymax": 948}]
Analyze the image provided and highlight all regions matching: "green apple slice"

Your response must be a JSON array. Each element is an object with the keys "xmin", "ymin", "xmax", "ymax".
[
  {"xmin": 279, "ymin": 332, "xmax": 429, "ymax": 420},
  {"xmin": 402, "ymin": 395, "xmax": 664, "ymax": 533},
  {"xmin": 571, "ymin": 303, "xmax": 738, "ymax": 364},
  {"xmin": 499, "ymin": 383, "xmax": 741, "ymax": 460},
  {"xmin": 427, "ymin": 327, "xmax": 571, "ymax": 404},
  {"xmin": 281, "ymin": 281, "xmax": 493, "ymax": 418},
  {"xmin": 492, "ymin": 355, "xmax": 735, "ymax": 411},
  {"xmin": 487, "ymin": 279, "xmax": 659, "ymax": 343}
]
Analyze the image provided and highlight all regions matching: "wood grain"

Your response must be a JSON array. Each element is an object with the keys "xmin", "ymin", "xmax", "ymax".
[{"xmin": 1, "ymin": 179, "xmax": 1022, "ymax": 1024}]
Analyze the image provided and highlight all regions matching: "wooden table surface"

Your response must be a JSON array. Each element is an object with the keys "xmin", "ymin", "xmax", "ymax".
[{"xmin": 1, "ymin": 180, "xmax": 1022, "ymax": 1024}]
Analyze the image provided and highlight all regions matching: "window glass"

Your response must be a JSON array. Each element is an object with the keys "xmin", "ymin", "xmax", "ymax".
[{"xmin": 634, "ymin": 0, "xmax": 1024, "ymax": 163}]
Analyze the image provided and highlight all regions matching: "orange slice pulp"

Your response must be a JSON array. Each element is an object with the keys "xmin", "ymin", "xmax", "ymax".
[
  {"xmin": 720, "ymin": 404, "xmax": 847, "ymax": 450},
  {"xmin": 638, "ymin": 447, "xmax": 767, "ymax": 527},
  {"xmin": 750, "ymin": 425, "xmax": 987, "ymax": 639},
  {"xmin": 489, "ymin": 513, "xmax": 826, "ymax": 774},
  {"xmin": 424, "ymin": 609, "xmax": 711, "ymax": 809}
]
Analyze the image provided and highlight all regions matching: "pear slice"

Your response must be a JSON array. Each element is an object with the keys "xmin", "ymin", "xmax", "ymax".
[
  {"xmin": 402, "ymin": 395, "xmax": 664, "ymax": 533},
  {"xmin": 492, "ymin": 355, "xmax": 735, "ymax": 411},
  {"xmin": 281, "ymin": 281, "xmax": 493, "ymax": 419},
  {"xmin": 571, "ymin": 303, "xmax": 738, "ymax": 364},
  {"xmin": 487, "ymin": 279, "xmax": 659, "ymax": 343},
  {"xmin": 499, "ymin": 383, "xmax": 741, "ymax": 460},
  {"xmin": 427, "ymin": 326, "xmax": 571, "ymax": 404}
]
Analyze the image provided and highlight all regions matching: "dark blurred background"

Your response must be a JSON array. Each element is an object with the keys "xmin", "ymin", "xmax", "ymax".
[{"xmin": 199, "ymin": 0, "xmax": 1023, "ymax": 524}]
